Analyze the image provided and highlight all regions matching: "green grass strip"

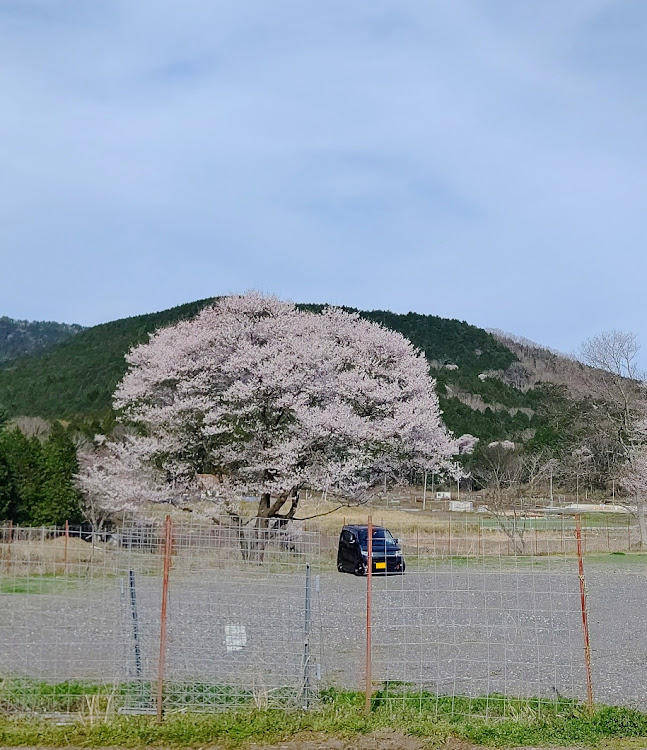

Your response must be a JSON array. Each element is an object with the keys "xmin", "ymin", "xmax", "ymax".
[{"xmin": 1, "ymin": 689, "xmax": 647, "ymax": 747}]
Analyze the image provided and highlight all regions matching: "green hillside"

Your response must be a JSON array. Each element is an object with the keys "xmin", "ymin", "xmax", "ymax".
[
  {"xmin": 0, "ymin": 317, "xmax": 82, "ymax": 362},
  {"xmin": 0, "ymin": 299, "xmax": 214, "ymax": 419},
  {"xmin": 0, "ymin": 299, "xmax": 559, "ymax": 446}
]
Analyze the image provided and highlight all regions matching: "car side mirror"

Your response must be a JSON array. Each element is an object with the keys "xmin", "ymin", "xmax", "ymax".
[{"xmin": 394, "ymin": 538, "xmax": 400, "ymax": 544}]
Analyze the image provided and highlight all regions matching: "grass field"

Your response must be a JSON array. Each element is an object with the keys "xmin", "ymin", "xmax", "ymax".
[{"xmin": 2, "ymin": 688, "xmax": 647, "ymax": 748}]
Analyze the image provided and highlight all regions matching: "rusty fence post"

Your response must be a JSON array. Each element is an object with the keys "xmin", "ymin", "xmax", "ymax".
[
  {"xmin": 7, "ymin": 520, "xmax": 12, "ymax": 565},
  {"xmin": 157, "ymin": 515, "xmax": 173, "ymax": 722},
  {"xmin": 607, "ymin": 522, "xmax": 610, "ymax": 552},
  {"xmin": 64, "ymin": 520, "xmax": 69, "ymax": 567},
  {"xmin": 575, "ymin": 515, "xmax": 594, "ymax": 714},
  {"xmin": 365, "ymin": 516, "xmax": 373, "ymax": 714}
]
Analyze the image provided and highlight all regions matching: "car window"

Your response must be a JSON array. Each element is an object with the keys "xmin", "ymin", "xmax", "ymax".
[{"xmin": 357, "ymin": 528, "xmax": 395, "ymax": 545}]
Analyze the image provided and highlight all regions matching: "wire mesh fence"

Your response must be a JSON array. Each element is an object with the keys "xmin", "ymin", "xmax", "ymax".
[
  {"xmin": 367, "ymin": 524, "xmax": 590, "ymax": 719},
  {"xmin": 320, "ymin": 514, "xmax": 641, "ymax": 559},
  {"xmin": 0, "ymin": 518, "xmax": 320, "ymax": 716},
  {"xmin": 160, "ymin": 519, "xmax": 320, "ymax": 712},
  {"xmin": 1, "ymin": 512, "xmax": 646, "ymax": 719},
  {"xmin": 317, "ymin": 513, "xmax": 642, "ymax": 564}
]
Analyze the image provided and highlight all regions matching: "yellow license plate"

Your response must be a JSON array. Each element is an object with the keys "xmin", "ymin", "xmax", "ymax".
[{"xmin": 375, "ymin": 562, "xmax": 386, "ymax": 570}]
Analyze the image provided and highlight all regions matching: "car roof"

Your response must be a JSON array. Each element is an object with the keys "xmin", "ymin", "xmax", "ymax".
[{"xmin": 342, "ymin": 524, "xmax": 386, "ymax": 532}]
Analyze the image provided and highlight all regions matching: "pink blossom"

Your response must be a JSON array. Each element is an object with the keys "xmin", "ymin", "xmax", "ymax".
[{"xmin": 112, "ymin": 293, "xmax": 459, "ymax": 516}]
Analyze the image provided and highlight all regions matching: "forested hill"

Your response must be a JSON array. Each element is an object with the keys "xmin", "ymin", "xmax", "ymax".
[
  {"xmin": 0, "ymin": 299, "xmax": 567, "ymax": 447},
  {"xmin": 0, "ymin": 317, "xmax": 83, "ymax": 362},
  {"xmin": 0, "ymin": 300, "xmax": 214, "ymax": 419}
]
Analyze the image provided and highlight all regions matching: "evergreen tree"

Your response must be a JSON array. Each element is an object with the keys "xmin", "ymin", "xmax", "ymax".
[
  {"xmin": 0, "ymin": 429, "xmax": 43, "ymax": 523},
  {"xmin": 35, "ymin": 424, "xmax": 83, "ymax": 526},
  {"xmin": 0, "ymin": 424, "xmax": 82, "ymax": 525},
  {"xmin": 0, "ymin": 451, "xmax": 17, "ymax": 519}
]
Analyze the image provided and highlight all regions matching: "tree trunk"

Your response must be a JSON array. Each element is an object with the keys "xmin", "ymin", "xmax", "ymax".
[
  {"xmin": 257, "ymin": 492, "xmax": 289, "ymax": 519},
  {"xmin": 244, "ymin": 490, "xmax": 299, "ymax": 562},
  {"xmin": 258, "ymin": 493, "xmax": 271, "ymax": 517},
  {"xmin": 637, "ymin": 502, "xmax": 647, "ymax": 550},
  {"xmin": 234, "ymin": 517, "xmax": 251, "ymax": 561},
  {"xmin": 252, "ymin": 515, "xmax": 270, "ymax": 563}
]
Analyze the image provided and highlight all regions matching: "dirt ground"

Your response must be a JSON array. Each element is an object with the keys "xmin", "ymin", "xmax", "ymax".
[
  {"xmin": 255, "ymin": 739, "xmax": 647, "ymax": 750},
  {"xmin": 0, "ymin": 741, "xmax": 488, "ymax": 750},
  {"xmin": 246, "ymin": 731, "xmax": 452, "ymax": 749},
  {"xmin": 247, "ymin": 733, "xmax": 477, "ymax": 749}
]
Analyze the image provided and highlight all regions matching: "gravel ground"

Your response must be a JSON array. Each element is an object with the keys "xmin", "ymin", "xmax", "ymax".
[
  {"xmin": 1, "ymin": 557, "xmax": 646, "ymax": 710},
  {"xmin": 319, "ymin": 558, "xmax": 647, "ymax": 709}
]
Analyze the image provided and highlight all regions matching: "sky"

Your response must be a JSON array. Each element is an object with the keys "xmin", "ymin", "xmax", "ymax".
[{"xmin": 2, "ymin": 0, "xmax": 646, "ymax": 358}]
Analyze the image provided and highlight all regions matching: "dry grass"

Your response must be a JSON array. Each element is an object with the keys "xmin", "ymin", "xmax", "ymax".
[
  {"xmin": 1, "ymin": 536, "xmax": 105, "ymax": 564},
  {"xmin": 0, "ymin": 536, "xmax": 126, "ymax": 579},
  {"xmin": 298, "ymin": 494, "xmax": 451, "ymax": 536}
]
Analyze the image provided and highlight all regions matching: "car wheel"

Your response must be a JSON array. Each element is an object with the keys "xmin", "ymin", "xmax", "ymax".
[{"xmin": 337, "ymin": 561, "xmax": 344, "ymax": 572}]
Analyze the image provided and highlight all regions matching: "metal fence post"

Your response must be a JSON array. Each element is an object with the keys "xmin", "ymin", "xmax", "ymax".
[
  {"xmin": 7, "ymin": 520, "xmax": 12, "ymax": 566},
  {"xmin": 575, "ymin": 515, "xmax": 594, "ymax": 714},
  {"xmin": 301, "ymin": 563, "xmax": 312, "ymax": 709},
  {"xmin": 628, "ymin": 516, "xmax": 631, "ymax": 550},
  {"xmin": 365, "ymin": 516, "xmax": 373, "ymax": 714},
  {"xmin": 128, "ymin": 569, "xmax": 144, "ymax": 688},
  {"xmin": 157, "ymin": 515, "xmax": 173, "ymax": 722},
  {"xmin": 64, "ymin": 520, "xmax": 69, "ymax": 567},
  {"xmin": 448, "ymin": 515, "xmax": 452, "ymax": 556}
]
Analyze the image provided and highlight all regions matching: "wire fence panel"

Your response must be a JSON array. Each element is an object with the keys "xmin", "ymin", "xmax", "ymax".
[
  {"xmin": 1, "ymin": 514, "xmax": 647, "ymax": 719},
  {"xmin": 370, "ymin": 552, "xmax": 588, "ymax": 718},
  {"xmin": 318, "ymin": 517, "xmax": 602, "ymax": 719},
  {"xmin": 317, "ymin": 514, "xmax": 642, "ymax": 566},
  {"xmin": 160, "ymin": 519, "xmax": 320, "ymax": 712},
  {"xmin": 0, "ymin": 519, "xmax": 320, "ymax": 716}
]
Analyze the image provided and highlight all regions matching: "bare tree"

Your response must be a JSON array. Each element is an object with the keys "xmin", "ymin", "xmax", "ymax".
[
  {"xmin": 580, "ymin": 330, "xmax": 646, "ymax": 448},
  {"xmin": 618, "ymin": 421, "xmax": 647, "ymax": 548},
  {"xmin": 472, "ymin": 443, "xmax": 527, "ymax": 554},
  {"xmin": 521, "ymin": 451, "xmax": 555, "ymax": 494},
  {"xmin": 581, "ymin": 331, "xmax": 647, "ymax": 546}
]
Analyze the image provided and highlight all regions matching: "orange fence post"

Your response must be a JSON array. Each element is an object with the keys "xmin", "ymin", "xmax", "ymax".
[
  {"xmin": 575, "ymin": 515, "xmax": 594, "ymax": 714},
  {"xmin": 64, "ymin": 520, "xmax": 69, "ymax": 566},
  {"xmin": 365, "ymin": 516, "xmax": 373, "ymax": 714},
  {"xmin": 157, "ymin": 515, "xmax": 173, "ymax": 722}
]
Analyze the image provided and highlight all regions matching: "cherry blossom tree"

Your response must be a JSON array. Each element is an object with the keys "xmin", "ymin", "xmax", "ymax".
[
  {"xmin": 75, "ymin": 436, "xmax": 169, "ymax": 532},
  {"xmin": 111, "ymin": 293, "xmax": 459, "ymax": 522},
  {"xmin": 456, "ymin": 434, "xmax": 479, "ymax": 455}
]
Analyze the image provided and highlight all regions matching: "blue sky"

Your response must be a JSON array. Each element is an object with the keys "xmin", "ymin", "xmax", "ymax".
[{"xmin": 2, "ymin": 0, "xmax": 646, "ymax": 357}]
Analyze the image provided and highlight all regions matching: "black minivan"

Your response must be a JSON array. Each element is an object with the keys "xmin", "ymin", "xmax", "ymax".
[{"xmin": 337, "ymin": 524, "xmax": 405, "ymax": 575}]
